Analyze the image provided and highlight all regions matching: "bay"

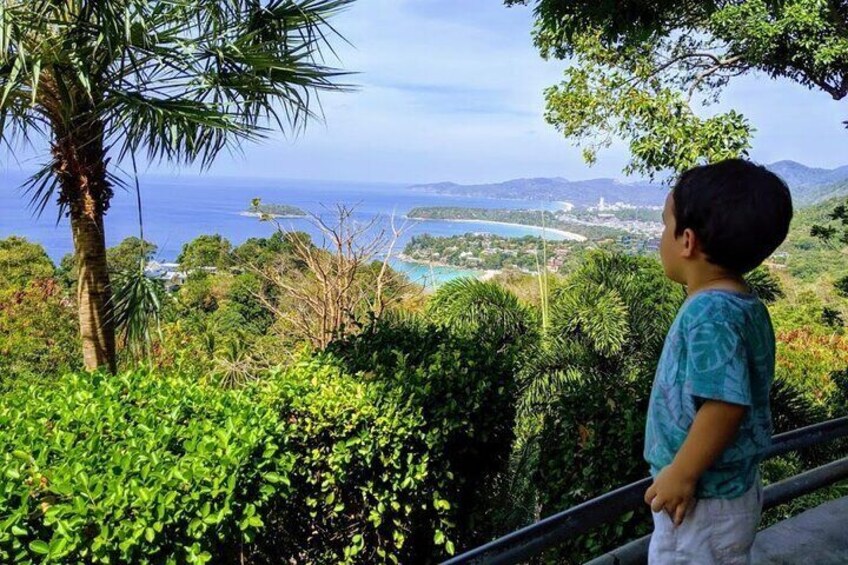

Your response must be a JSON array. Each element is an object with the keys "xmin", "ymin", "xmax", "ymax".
[{"xmin": 0, "ymin": 171, "xmax": 570, "ymax": 286}]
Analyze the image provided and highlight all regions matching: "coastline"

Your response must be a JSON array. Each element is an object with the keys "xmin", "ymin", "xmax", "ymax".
[{"xmin": 404, "ymin": 216, "xmax": 587, "ymax": 242}]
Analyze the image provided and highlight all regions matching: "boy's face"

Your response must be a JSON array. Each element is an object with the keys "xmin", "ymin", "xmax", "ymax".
[{"xmin": 659, "ymin": 192, "xmax": 688, "ymax": 284}]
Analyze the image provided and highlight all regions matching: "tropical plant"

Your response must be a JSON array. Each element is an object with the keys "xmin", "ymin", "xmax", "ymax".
[
  {"xmin": 487, "ymin": 252, "xmax": 680, "ymax": 561},
  {"xmin": 534, "ymin": 251, "xmax": 682, "ymax": 399},
  {"xmin": 427, "ymin": 277, "xmax": 539, "ymax": 352},
  {"xmin": 419, "ymin": 252, "xmax": 681, "ymax": 550},
  {"xmin": 110, "ymin": 267, "xmax": 165, "ymax": 360},
  {"xmin": 213, "ymin": 336, "xmax": 262, "ymax": 389},
  {"xmin": 326, "ymin": 313, "xmax": 522, "ymax": 553},
  {"xmin": 744, "ymin": 265, "xmax": 785, "ymax": 303},
  {"xmin": 0, "ymin": 0, "xmax": 353, "ymax": 371}
]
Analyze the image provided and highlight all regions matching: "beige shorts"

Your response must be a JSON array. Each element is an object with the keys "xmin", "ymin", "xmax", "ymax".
[{"xmin": 648, "ymin": 478, "xmax": 763, "ymax": 565}]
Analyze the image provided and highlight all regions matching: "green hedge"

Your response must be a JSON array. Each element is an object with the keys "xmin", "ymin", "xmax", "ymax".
[
  {"xmin": 0, "ymin": 359, "xmax": 453, "ymax": 563},
  {"xmin": 326, "ymin": 315, "xmax": 521, "ymax": 552}
]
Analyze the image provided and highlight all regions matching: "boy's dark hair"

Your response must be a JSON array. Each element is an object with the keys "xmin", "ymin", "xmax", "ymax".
[{"xmin": 672, "ymin": 158, "xmax": 793, "ymax": 274}]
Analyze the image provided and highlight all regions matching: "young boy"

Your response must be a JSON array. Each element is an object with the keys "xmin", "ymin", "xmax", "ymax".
[{"xmin": 643, "ymin": 159, "xmax": 793, "ymax": 564}]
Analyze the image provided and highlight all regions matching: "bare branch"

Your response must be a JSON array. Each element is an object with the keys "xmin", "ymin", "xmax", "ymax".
[
  {"xmin": 686, "ymin": 54, "xmax": 746, "ymax": 100},
  {"xmin": 245, "ymin": 204, "xmax": 419, "ymax": 349}
]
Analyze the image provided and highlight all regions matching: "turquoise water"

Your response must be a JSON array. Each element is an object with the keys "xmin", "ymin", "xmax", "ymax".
[
  {"xmin": 389, "ymin": 259, "xmax": 480, "ymax": 289},
  {"xmin": 0, "ymin": 172, "xmax": 567, "ymax": 286}
]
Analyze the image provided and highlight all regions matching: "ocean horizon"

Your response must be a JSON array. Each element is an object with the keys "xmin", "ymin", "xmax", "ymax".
[{"xmin": 1, "ymin": 171, "xmax": 571, "ymax": 287}]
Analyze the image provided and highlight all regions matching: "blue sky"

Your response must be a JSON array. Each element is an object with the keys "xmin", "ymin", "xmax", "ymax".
[{"xmin": 3, "ymin": 0, "xmax": 847, "ymax": 185}]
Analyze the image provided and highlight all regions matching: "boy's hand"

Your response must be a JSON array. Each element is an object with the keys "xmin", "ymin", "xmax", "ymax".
[
  {"xmin": 644, "ymin": 400, "xmax": 745, "ymax": 526},
  {"xmin": 644, "ymin": 464, "xmax": 696, "ymax": 526}
]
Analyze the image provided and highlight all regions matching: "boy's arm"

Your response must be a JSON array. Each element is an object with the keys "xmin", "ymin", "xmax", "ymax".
[{"xmin": 644, "ymin": 400, "xmax": 746, "ymax": 525}]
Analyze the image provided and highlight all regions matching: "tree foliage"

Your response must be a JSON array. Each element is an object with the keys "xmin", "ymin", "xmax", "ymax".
[
  {"xmin": 326, "ymin": 314, "xmax": 522, "ymax": 553},
  {"xmin": 0, "ymin": 237, "xmax": 55, "ymax": 291},
  {"xmin": 427, "ymin": 277, "xmax": 539, "ymax": 351},
  {"xmin": 509, "ymin": 0, "xmax": 848, "ymax": 177},
  {"xmin": 0, "ymin": 278, "xmax": 80, "ymax": 379},
  {"xmin": 0, "ymin": 0, "xmax": 355, "ymax": 181},
  {"xmin": 107, "ymin": 237, "xmax": 157, "ymax": 274},
  {"xmin": 177, "ymin": 234, "xmax": 234, "ymax": 271},
  {"xmin": 0, "ymin": 238, "xmax": 79, "ymax": 379}
]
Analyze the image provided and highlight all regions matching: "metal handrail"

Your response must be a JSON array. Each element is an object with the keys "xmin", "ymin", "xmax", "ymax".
[
  {"xmin": 442, "ymin": 416, "xmax": 848, "ymax": 565},
  {"xmin": 586, "ymin": 455, "xmax": 848, "ymax": 565}
]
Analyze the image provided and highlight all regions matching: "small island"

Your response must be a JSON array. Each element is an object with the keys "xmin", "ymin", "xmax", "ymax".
[{"xmin": 241, "ymin": 202, "xmax": 308, "ymax": 218}]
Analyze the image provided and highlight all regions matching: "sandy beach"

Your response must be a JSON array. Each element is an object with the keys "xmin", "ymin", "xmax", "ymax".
[{"xmin": 405, "ymin": 216, "xmax": 587, "ymax": 242}]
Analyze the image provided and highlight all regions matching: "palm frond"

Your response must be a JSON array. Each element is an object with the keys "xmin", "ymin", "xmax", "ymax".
[
  {"xmin": 107, "ymin": 92, "xmax": 258, "ymax": 167},
  {"xmin": 99, "ymin": 0, "xmax": 356, "ymax": 168},
  {"xmin": 111, "ymin": 264, "xmax": 165, "ymax": 360},
  {"xmin": 2, "ymin": 0, "xmax": 356, "ymax": 176},
  {"xmin": 214, "ymin": 336, "xmax": 263, "ymax": 389},
  {"xmin": 550, "ymin": 283, "xmax": 630, "ymax": 356},
  {"xmin": 22, "ymin": 160, "xmax": 62, "ymax": 220},
  {"xmin": 744, "ymin": 266, "xmax": 784, "ymax": 303},
  {"xmin": 427, "ymin": 277, "xmax": 539, "ymax": 346}
]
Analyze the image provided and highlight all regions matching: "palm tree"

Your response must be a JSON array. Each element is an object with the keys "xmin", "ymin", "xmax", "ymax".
[
  {"xmin": 427, "ymin": 277, "xmax": 539, "ymax": 352},
  {"xmin": 0, "ymin": 0, "xmax": 352, "ymax": 372}
]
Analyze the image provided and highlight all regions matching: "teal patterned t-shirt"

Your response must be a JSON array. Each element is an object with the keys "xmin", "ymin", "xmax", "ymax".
[{"xmin": 644, "ymin": 289, "xmax": 774, "ymax": 499}]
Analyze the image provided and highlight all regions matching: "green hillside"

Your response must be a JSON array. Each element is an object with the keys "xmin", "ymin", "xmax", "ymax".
[{"xmin": 780, "ymin": 196, "xmax": 848, "ymax": 281}]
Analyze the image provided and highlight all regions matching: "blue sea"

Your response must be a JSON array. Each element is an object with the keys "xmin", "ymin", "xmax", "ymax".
[{"xmin": 0, "ymin": 172, "xmax": 569, "ymax": 287}]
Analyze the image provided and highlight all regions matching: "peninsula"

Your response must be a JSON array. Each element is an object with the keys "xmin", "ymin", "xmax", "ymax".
[{"xmin": 405, "ymin": 207, "xmax": 633, "ymax": 241}]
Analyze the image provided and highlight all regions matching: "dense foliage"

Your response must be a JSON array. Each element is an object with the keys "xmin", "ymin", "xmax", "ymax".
[
  {"xmin": 0, "ymin": 355, "xmax": 502, "ymax": 563},
  {"xmin": 0, "ymin": 237, "xmax": 80, "ymax": 379},
  {"xmin": 524, "ymin": 252, "xmax": 681, "ymax": 562},
  {"xmin": 326, "ymin": 312, "xmax": 525, "ymax": 551},
  {"xmin": 177, "ymin": 235, "xmax": 235, "ymax": 272},
  {"xmin": 0, "ymin": 278, "xmax": 80, "ymax": 379},
  {"xmin": 0, "ymin": 237, "xmax": 55, "ymax": 291}
]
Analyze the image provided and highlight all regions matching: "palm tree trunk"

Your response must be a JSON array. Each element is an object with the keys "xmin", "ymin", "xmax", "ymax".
[
  {"xmin": 53, "ymin": 125, "xmax": 116, "ymax": 373},
  {"xmin": 70, "ymin": 209, "xmax": 116, "ymax": 372}
]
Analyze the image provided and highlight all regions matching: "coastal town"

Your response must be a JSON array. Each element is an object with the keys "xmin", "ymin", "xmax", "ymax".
[{"xmin": 401, "ymin": 199, "xmax": 663, "ymax": 275}]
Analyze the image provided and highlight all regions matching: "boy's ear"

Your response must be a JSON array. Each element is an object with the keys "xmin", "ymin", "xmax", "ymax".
[{"xmin": 681, "ymin": 228, "xmax": 698, "ymax": 258}]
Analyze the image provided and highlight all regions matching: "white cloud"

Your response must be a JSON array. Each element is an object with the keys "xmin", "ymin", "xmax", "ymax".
[
  {"xmin": 196, "ymin": 0, "xmax": 633, "ymax": 183},
  {"xmin": 6, "ymin": 0, "xmax": 843, "ymax": 185}
]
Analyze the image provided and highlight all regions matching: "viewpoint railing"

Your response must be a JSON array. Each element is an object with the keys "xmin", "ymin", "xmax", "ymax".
[{"xmin": 442, "ymin": 416, "xmax": 848, "ymax": 565}]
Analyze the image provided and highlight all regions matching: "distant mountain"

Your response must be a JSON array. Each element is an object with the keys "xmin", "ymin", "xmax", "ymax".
[
  {"xmin": 408, "ymin": 177, "xmax": 667, "ymax": 207},
  {"xmin": 409, "ymin": 161, "xmax": 848, "ymax": 208},
  {"xmin": 767, "ymin": 161, "xmax": 848, "ymax": 205},
  {"xmin": 767, "ymin": 160, "xmax": 848, "ymax": 188}
]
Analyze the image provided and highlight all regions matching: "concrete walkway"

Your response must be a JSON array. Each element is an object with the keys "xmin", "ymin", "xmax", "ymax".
[{"xmin": 752, "ymin": 496, "xmax": 848, "ymax": 564}]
